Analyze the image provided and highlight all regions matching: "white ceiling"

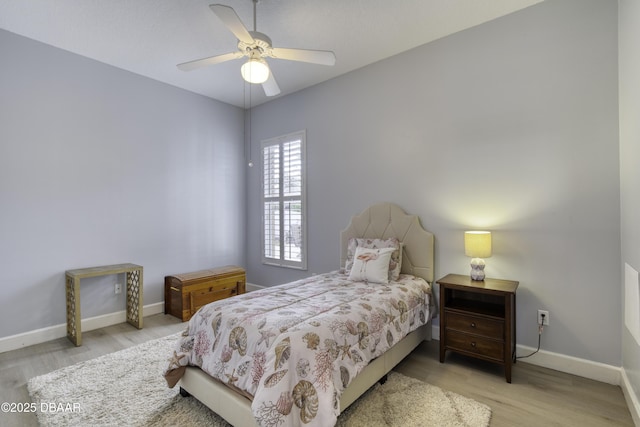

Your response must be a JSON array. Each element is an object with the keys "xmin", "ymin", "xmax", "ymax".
[{"xmin": 0, "ymin": 0, "xmax": 543, "ymax": 108}]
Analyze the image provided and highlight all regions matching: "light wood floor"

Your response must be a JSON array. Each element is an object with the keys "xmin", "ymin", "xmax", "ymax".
[
  {"xmin": 0, "ymin": 314, "xmax": 634, "ymax": 427},
  {"xmin": 397, "ymin": 344, "xmax": 634, "ymax": 426}
]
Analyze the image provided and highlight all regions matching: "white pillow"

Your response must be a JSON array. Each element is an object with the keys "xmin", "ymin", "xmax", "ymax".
[
  {"xmin": 344, "ymin": 237, "xmax": 402, "ymax": 281},
  {"xmin": 348, "ymin": 247, "xmax": 396, "ymax": 284}
]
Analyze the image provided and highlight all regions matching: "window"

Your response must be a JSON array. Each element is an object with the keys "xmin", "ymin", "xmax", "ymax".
[{"xmin": 261, "ymin": 130, "xmax": 306, "ymax": 269}]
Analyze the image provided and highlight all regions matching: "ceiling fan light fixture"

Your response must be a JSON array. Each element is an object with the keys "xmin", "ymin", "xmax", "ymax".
[{"xmin": 241, "ymin": 56, "xmax": 270, "ymax": 84}]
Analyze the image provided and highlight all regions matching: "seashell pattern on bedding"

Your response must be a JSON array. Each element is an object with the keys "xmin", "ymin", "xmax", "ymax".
[{"xmin": 164, "ymin": 271, "xmax": 432, "ymax": 427}]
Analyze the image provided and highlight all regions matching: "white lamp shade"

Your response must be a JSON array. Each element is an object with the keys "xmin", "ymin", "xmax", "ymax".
[
  {"xmin": 241, "ymin": 58, "xmax": 270, "ymax": 84},
  {"xmin": 464, "ymin": 231, "xmax": 492, "ymax": 258}
]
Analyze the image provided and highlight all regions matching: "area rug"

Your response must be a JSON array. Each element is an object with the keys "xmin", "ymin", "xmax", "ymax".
[{"xmin": 28, "ymin": 333, "xmax": 491, "ymax": 427}]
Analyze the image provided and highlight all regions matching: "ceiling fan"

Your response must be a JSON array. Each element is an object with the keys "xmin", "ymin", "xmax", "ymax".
[{"xmin": 177, "ymin": 1, "xmax": 336, "ymax": 97}]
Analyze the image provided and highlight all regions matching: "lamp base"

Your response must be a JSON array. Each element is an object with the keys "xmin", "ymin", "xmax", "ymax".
[{"xmin": 470, "ymin": 258, "xmax": 486, "ymax": 281}]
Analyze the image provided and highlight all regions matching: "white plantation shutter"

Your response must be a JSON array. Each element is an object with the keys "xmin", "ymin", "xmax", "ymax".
[{"xmin": 261, "ymin": 131, "xmax": 306, "ymax": 269}]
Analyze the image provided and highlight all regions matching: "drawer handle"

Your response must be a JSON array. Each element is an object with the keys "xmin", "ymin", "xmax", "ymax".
[
  {"xmin": 470, "ymin": 342, "xmax": 477, "ymax": 348},
  {"xmin": 170, "ymin": 287, "xmax": 180, "ymax": 292},
  {"xmin": 470, "ymin": 322, "xmax": 476, "ymax": 328}
]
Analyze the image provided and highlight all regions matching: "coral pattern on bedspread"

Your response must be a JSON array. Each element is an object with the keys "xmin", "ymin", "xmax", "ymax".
[{"xmin": 164, "ymin": 271, "xmax": 431, "ymax": 427}]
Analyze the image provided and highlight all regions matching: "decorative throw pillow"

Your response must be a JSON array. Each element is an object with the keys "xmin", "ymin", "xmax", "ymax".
[
  {"xmin": 344, "ymin": 237, "xmax": 402, "ymax": 281},
  {"xmin": 348, "ymin": 247, "xmax": 396, "ymax": 284}
]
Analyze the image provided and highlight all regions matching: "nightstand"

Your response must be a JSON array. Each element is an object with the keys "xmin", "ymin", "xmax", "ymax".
[{"xmin": 437, "ymin": 273, "xmax": 519, "ymax": 383}]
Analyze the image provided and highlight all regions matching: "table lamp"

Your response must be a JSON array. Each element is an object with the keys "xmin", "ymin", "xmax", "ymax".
[{"xmin": 464, "ymin": 231, "xmax": 492, "ymax": 280}]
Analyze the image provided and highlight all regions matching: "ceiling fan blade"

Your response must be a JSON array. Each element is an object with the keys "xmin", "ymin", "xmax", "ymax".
[
  {"xmin": 210, "ymin": 4, "xmax": 254, "ymax": 44},
  {"xmin": 271, "ymin": 48, "xmax": 336, "ymax": 66},
  {"xmin": 177, "ymin": 51, "xmax": 243, "ymax": 71},
  {"xmin": 262, "ymin": 72, "xmax": 280, "ymax": 97}
]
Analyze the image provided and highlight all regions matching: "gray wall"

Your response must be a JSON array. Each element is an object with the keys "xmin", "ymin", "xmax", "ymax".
[
  {"xmin": 619, "ymin": 0, "xmax": 640, "ymax": 405},
  {"xmin": 245, "ymin": 0, "xmax": 621, "ymax": 366},
  {"xmin": 0, "ymin": 29, "xmax": 246, "ymax": 338}
]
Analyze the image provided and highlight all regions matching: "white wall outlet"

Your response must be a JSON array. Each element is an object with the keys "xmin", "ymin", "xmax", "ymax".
[
  {"xmin": 537, "ymin": 309, "xmax": 550, "ymax": 326},
  {"xmin": 115, "ymin": 283, "xmax": 122, "ymax": 294}
]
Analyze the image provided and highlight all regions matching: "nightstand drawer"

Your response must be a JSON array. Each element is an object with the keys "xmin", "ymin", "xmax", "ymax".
[
  {"xmin": 445, "ymin": 330, "xmax": 504, "ymax": 361},
  {"xmin": 445, "ymin": 311, "xmax": 504, "ymax": 340}
]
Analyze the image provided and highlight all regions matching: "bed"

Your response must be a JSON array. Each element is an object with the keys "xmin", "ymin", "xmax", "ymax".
[{"xmin": 164, "ymin": 202, "xmax": 435, "ymax": 426}]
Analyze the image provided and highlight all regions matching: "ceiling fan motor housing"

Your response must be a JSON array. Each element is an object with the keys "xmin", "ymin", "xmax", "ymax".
[{"xmin": 239, "ymin": 31, "xmax": 273, "ymax": 57}]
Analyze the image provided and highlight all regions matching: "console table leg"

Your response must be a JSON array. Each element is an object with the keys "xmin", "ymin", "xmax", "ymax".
[
  {"xmin": 65, "ymin": 275, "xmax": 82, "ymax": 346},
  {"xmin": 126, "ymin": 268, "xmax": 143, "ymax": 329}
]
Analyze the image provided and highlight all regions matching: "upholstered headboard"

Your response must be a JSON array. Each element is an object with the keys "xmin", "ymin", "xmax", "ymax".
[{"xmin": 340, "ymin": 203, "xmax": 435, "ymax": 283}]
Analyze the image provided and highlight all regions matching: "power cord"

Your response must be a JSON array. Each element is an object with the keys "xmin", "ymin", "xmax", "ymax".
[{"xmin": 515, "ymin": 313, "xmax": 544, "ymax": 360}]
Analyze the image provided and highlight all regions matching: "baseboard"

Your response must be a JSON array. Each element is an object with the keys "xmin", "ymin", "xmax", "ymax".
[
  {"xmin": 246, "ymin": 282, "xmax": 264, "ymax": 292},
  {"xmin": 515, "ymin": 344, "xmax": 621, "ymax": 385},
  {"xmin": 0, "ymin": 302, "xmax": 164, "ymax": 354},
  {"xmin": 1, "ymin": 286, "xmax": 266, "ymax": 354},
  {"xmin": 621, "ymin": 368, "xmax": 640, "ymax": 426},
  {"xmin": 431, "ymin": 325, "xmax": 622, "ymax": 386}
]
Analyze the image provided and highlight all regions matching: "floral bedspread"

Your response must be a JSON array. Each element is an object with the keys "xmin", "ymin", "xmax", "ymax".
[{"xmin": 164, "ymin": 271, "xmax": 432, "ymax": 427}]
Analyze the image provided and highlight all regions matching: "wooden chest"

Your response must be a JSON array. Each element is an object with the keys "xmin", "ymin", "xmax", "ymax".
[{"xmin": 164, "ymin": 265, "xmax": 246, "ymax": 321}]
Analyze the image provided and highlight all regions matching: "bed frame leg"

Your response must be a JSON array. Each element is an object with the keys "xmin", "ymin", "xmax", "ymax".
[
  {"xmin": 179, "ymin": 387, "xmax": 191, "ymax": 397},
  {"xmin": 378, "ymin": 374, "xmax": 388, "ymax": 385}
]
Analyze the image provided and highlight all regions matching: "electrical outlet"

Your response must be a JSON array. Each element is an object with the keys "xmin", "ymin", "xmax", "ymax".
[
  {"xmin": 537, "ymin": 309, "xmax": 549, "ymax": 326},
  {"xmin": 115, "ymin": 283, "xmax": 122, "ymax": 294}
]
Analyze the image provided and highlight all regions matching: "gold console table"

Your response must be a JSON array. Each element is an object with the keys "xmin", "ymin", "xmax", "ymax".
[{"xmin": 65, "ymin": 263, "xmax": 143, "ymax": 346}]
